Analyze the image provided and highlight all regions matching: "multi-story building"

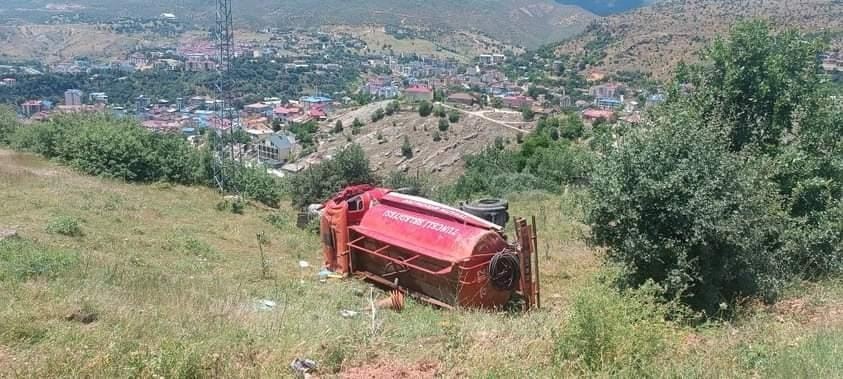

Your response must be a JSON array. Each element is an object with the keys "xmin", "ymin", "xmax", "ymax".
[{"xmin": 65, "ymin": 89, "xmax": 83, "ymax": 106}]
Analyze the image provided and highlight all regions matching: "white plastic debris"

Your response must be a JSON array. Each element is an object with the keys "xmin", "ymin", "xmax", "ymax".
[
  {"xmin": 298, "ymin": 260, "xmax": 310, "ymax": 268},
  {"xmin": 256, "ymin": 299, "xmax": 277, "ymax": 310},
  {"xmin": 339, "ymin": 309, "xmax": 359, "ymax": 318}
]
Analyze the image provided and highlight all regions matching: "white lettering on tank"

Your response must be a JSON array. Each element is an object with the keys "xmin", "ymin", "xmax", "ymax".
[{"xmin": 382, "ymin": 209, "xmax": 459, "ymax": 236}]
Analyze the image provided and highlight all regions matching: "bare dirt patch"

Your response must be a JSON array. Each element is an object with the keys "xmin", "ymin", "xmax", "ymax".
[{"xmin": 340, "ymin": 360, "xmax": 439, "ymax": 379}]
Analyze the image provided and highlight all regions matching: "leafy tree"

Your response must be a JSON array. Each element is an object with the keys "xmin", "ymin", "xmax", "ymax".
[
  {"xmin": 491, "ymin": 97, "xmax": 503, "ymax": 109},
  {"xmin": 333, "ymin": 120, "xmax": 343, "ymax": 134},
  {"xmin": 521, "ymin": 107, "xmax": 535, "ymax": 121},
  {"xmin": 288, "ymin": 144, "xmax": 375, "ymax": 208},
  {"xmin": 588, "ymin": 21, "xmax": 843, "ymax": 314},
  {"xmin": 560, "ymin": 116, "xmax": 585, "ymax": 140},
  {"xmin": 401, "ymin": 136, "xmax": 413, "ymax": 158},
  {"xmin": 681, "ymin": 20, "xmax": 826, "ymax": 152},
  {"xmin": 418, "ymin": 101, "xmax": 433, "ymax": 117}
]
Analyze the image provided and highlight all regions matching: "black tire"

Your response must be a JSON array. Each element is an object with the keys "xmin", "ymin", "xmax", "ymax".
[{"xmin": 463, "ymin": 198, "xmax": 508, "ymax": 212}]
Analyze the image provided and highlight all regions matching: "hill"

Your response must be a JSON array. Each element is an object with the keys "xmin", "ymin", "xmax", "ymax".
[
  {"xmin": 1, "ymin": 0, "xmax": 597, "ymax": 49},
  {"xmin": 555, "ymin": 0, "xmax": 843, "ymax": 79},
  {"xmin": 2, "ymin": 149, "xmax": 843, "ymax": 376},
  {"xmin": 0, "ymin": 24, "xmax": 182, "ymax": 64},
  {"xmin": 312, "ymin": 102, "xmax": 531, "ymax": 181}
]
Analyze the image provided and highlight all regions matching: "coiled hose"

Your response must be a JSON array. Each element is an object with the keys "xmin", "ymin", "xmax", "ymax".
[{"xmin": 488, "ymin": 250, "xmax": 520, "ymax": 291}]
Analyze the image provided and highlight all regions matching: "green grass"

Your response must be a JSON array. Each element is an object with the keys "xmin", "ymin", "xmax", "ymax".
[{"xmin": 1, "ymin": 149, "xmax": 842, "ymax": 377}]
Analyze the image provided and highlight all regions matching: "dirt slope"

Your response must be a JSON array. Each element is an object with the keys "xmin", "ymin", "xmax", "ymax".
[{"xmin": 557, "ymin": 0, "xmax": 843, "ymax": 79}]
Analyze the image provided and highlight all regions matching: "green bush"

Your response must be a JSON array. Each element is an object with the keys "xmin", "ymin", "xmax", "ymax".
[
  {"xmin": 401, "ymin": 136, "xmax": 413, "ymax": 158},
  {"xmin": 418, "ymin": 101, "xmax": 433, "ymax": 117},
  {"xmin": 9, "ymin": 113, "xmax": 282, "ymax": 207},
  {"xmin": 588, "ymin": 110, "xmax": 788, "ymax": 313},
  {"xmin": 0, "ymin": 105, "xmax": 19, "ymax": 145},
  {"xmin": 448, "ymin": 111, "xmax": 460, "ymax": 123},
  {"xmin": 438, "ymin": 118, "xmax": 449, "ymax": 132},
  {"xmin": 288, "ymin": 144, "xmax": 375, "ymax": 208},
  {"xmin": 554, "ymin": 276, "xmax": 674, "ymax": 376},
  {"xmin": 0, "ymin": 238, "xmax": 79, "ymax": 281},
  {"xmin": 588, "ymin": 22, "xmax": 843, "ymax": 314},
  {"xmin": 46, "ymin": 215, "xmax": 83, "ymax": 237},
  {"xmin": 371, "ymin": 108, "xmax": 385, "ymax": 122}
]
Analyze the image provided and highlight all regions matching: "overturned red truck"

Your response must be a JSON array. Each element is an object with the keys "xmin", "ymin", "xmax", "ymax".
[{"xmin": 320, "ymin": 185, "xmax": 540, "ymax": 310}]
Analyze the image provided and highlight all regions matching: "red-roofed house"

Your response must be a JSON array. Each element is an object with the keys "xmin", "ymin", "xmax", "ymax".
[
  {"xmin": 308, "ymin": 106, "xmax": 327, "ymax": 121},
  {"xmin": 582, "ymin": 109, "xmax": 615, "ymax": 122},
  {"xmin": 502, "ymin": 95, "xmax": 533, "ymax": 109},
  {"xmin": 273, "ymin": 105, "xmax": 302, "ymax": 123},
  {"xmin": 403, "ymin": 85, "xmax": 433, "ymax": 102}
]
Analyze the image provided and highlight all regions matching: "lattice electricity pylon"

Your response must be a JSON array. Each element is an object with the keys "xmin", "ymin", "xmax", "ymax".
[{"xmin": 213, "ymin": 0, "xmax": 236, "ymax": 191}]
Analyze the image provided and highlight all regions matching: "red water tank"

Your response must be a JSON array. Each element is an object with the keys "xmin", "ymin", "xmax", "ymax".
[
  {"xmin": 321, "ymin": 188, "xmax": 538, "ymax": 310},
  {"xmin": 348, "ymin": 193, "xmax": 516, "ymax": 309}
]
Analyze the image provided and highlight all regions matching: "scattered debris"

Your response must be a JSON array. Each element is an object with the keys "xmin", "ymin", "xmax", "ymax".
[
  {"xmin": 0, "ymin": 228, "xmax": 17, "ymax": 241},
  {"xmin": 65, "ymin": 309, "xmax": 98, "ymax": 324},
  {"xmin": 318, "ymin": 268, "xmax": 343, "ymax": 282},
  {"xmin": 375, "ymin": 290, "xmax": 405, "ymax": 312},
  {"xmin": 298, "ymin": 260, "xmax": 311, "ymax": 268},
  {"xmin": 290, "ymin": 358, "xmax": 318, "ymax": 377},
  {"xmin": 256, "ymin": 299, "xmax": 277, "ymax": 311},
  {"xmin": 339, "ymin": 309, "xmax": 359, "ymax": 318}
]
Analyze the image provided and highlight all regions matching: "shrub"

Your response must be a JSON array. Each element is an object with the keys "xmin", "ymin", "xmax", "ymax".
[
  {"xmin": 401, "ymin": 136, "xmax": 413, "ymax": 158},
  {"xmin": 288, "ymin": 144, "xmax": 375, "ymax": 208},
  {"xmin": 448, "ymin": 111, "xmax": 460, "ymax": 123},
  {"xmin": 46, "ymin": 215, "xmax": 83, "ymax": 237},
  {"xmin": 0, "ymin": 105, "xmax": 19, "ymax": 145},
  {"xmin": 371, "ymin": 108, "xmax": 385, "ymax": 122},
  {"xmin": 588, "ymin": 110, "xmax": 788, "ymax": 313},
  {"xmin": 521, "ymin": 107, "xmax": 535, "ymax": 121},
  {"xmin": 432, "ymin": 131, "xmax": 441, "ymax": 142},
  {"xmin": 10, "ymin": 113, "xmax": 282, "ymax": 207},
  {"xmin": 0, "ymin": 239, "xmax": 79, "ymax": 281},
  {"xmin": 332, "ymin": 120, "xmax": 343, "ymax": 134},
  {"xmin": 554, "ymin": 276, "xmax": 673, "ymax": 375},
  {"xmin": 560, "ymin": 117, "xmax": 585, "ymax": 140},
  {"xmin": 381, "ymin": 170, "xmax": 430, "ymax": 198},
  {"xmin": 433, "ymin": 105, "xmax": 446, "ymax": 118},
  {"xmin": 587, "ymin": 21, "xmax": 843, "ymax": 315},
  {"xmin": 438, "ymin": 118, "xmax": 449, "ymax": 132},
  {"xmin": 418, "ymin": 101, "xmax": 433, "ymax": 117}
]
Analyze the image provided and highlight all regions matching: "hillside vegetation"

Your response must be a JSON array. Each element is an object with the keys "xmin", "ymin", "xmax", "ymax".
[
  {"xmin": 2, "ymin": 150, "xmax": 843, "ymax": 377},
  {"xmin": 556, "ymin": 0, "xmax": 843, "ymax": 79},
  {"xmin": 2, "ymin": 18, "xmax": 843, "ymax": 378}
]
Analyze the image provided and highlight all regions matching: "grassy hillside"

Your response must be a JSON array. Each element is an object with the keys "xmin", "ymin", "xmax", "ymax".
[
  {"xmin": 2, "ymin": 149, "xmax": 843, "ymax": 377},
  {"xmin": 0, "ymin": 0, "xmax": 596, "ymax": 49},
  {"xmin": 556, "ymin": 0, "xmax": 843, "ymax": 79}
]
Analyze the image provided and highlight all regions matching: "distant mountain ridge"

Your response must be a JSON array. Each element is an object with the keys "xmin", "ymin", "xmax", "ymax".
[
  {"xmin": 555, "ymin": 0, "xmax": 843, "ymax": 79},
  {"xmin": 1, "ymin": 0, "xmax": 598, "ymax": 48}
]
